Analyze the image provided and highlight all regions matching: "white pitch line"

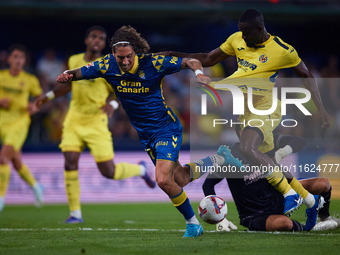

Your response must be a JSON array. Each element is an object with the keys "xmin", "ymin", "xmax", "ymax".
[{"xmin": 0, "ymin": 228, "xmax": 339, "ymax": 235}]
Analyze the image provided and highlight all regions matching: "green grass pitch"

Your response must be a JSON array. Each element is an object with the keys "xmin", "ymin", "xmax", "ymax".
[{"xmin": 0, "ymin": 201, "xmax": 339, "ymax": 255}]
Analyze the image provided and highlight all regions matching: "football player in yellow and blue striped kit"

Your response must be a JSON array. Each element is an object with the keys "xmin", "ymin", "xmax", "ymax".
[
  {"xmin": 159, "ymin": 9, "xmax": 331, "ymax": 231},
  {"xmin": 55, "ymin": 25, "xmax": 244, "ymax": 237},
  {"xmin": 0, "ymin": 44, "xmax": 44, "ymax": 211},
  {"xmin": 35, "ymin": 26, "xmax": 156, "ymax": 224}
]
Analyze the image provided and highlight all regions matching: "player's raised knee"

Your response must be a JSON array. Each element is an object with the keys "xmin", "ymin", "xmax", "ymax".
[
  {"xmin": 156, "ymin": 178, "xmax": 173, "ymax": 191},
  {"xmin": 319, "ymin": 178, "xmax": 331, "ymax": 192}
]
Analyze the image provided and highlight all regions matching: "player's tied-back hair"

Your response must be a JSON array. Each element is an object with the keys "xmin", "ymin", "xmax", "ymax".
[{"xmin": 110, "ymin": 25, "xmax": 150, "ymax": 54}]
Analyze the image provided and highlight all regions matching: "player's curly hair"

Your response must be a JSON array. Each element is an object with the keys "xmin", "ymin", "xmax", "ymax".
[{"xmin": 110, "ymin": 25, "xmax": 150, "ymax": 54}]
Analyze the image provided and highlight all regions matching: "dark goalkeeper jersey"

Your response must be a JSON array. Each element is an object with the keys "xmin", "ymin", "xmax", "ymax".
[
  {"xmin": 226, "ymin": 143, "xmax": 284, "ymax": 221},
  {"xmin": 203, "ymin": 141, "xmax": 286, "ymax": 222}
]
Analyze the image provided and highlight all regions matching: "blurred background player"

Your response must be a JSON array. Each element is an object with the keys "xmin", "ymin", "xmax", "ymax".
[
  {"xmin": 203, "ymin": 127, "xmax": 338, "ymax": 232},
  {"xmin": 0, "ymin": 44, "xmax": 44, "ymax": 211},
  {"xmin": 35, "ymin": 26, "xmax": 156, "ymax": 224},
  {"xmin": 159, "ymin": 8, "xmax": 330, "ymax": 226},
  {"xmin": 55, "ymin": 25, "xmax": 243, "ymax": 237}
]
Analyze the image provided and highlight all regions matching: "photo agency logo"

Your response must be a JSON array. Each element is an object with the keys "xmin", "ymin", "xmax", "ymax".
[
  {"xmin": 199, "ymin": 83, "xmax": 312, "ymax": 128},
  {"xmin": 197, "ymin": 83, "xmax": 223, "ymax": 114}
]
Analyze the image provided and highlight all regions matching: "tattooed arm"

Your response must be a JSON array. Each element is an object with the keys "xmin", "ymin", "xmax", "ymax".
[
  {"xmin": 56, "ymin": 68, "xmax": 84, "ymax": 83},
  {"xmin": 181, "ymin": 58, "xmax": 211, "ymax": 85}
]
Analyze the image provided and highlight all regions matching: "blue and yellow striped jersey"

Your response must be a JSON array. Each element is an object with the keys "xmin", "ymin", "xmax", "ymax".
[
  {"xmin": 81, "ymin": 53, "xmax": 183, "ymax": 141},
  {"xmin": 214, "ymin": 32, "xmax": 301, "ymax": 96}
]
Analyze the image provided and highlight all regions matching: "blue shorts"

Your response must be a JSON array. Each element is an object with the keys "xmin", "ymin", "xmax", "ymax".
[{"xmin": 143, "ymin": 128, "xmax": 183, "ymax": 166}]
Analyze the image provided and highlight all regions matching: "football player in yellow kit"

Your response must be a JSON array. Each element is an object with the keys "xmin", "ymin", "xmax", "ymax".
[
  {"xmin": 158, "ymin": 9, "xmax": 331, "ymax": 231},
  {"xmin": 0, "ymin": 44, "xmax": 44, "ymax": 211},
  {"xmin": 35, "ymin": 26, "xmax": 156, "ymax": 224}
]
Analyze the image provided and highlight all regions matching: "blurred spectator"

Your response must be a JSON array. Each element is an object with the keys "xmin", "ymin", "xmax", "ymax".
[
  {"xmin": 319, "ymin": 55, "xmax": 340, "ymax": 139},
  {"xmin": 36, "ymin": 48, "xmax": 66, "ymax": 92},
  {"xmin": 320, "ymin": 55, "xmax": 339, "ymax": 78},
  {"xmin": 0, "ymin": 50, "xmax": 8, "ymax": 69}
]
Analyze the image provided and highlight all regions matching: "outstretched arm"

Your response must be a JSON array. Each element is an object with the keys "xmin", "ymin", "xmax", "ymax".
[
  {"xmin": 291, "ymin": 61, "xmax": 331, "ymax": 129},
  {"xmin": 35, "ymin": 68, "xmax": 84, "ymax": 107},
  {"xmin": 56, "ymin": 68, "xmax": 84, "ymax": 83},
  {"xmin": 159, "ymin": 48, "xmax": 230, "ymax": 67},
  {"xmin": 181, "ymin": 58, "xmax": 211, "ymax": 85},
  {"xmin": 101, "ymin": 94, "xmax": 119, "ymax": 118},
  {"xmin": 34, "ymin": 83, "xmax": 72, "ymax": 108}
]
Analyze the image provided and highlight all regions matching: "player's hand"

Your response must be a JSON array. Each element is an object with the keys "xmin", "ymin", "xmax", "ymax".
[
  {"xmin": 196, "ymin": 74, "xmax": 211, "ymax": 85},
  {"xmin": 34, "ymin": 94, "xmax": 49, "ymax": 108},
  {"xmin": 57, "ymin": 72, "xmax": 73, "ymax": 83},
  {"xmin": 27, "ymin": 102, "xmax": 39, "ymax": 115},
  {"xmin": 216, "ymin": 218, "xmax": 238, "ymax": 232},
  {"xmin": 321, "ymin": 110, "xmax": 331, "ymax": 129},
  {"xmin": 101, "ymin": 103, "xmax": 115, "ymax": 118},
  {"xmin": 0, "ymin": 98, "xmax": 11, "ymax": 109}
]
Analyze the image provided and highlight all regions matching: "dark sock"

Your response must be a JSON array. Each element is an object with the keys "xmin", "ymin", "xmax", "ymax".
[
  {"xmin": 318, "ymin": 187, "xmax": 332, "ymax": 220},
  {"xmin": 290, "ymin": 220, "xmax": 305, "ymax": 231}
]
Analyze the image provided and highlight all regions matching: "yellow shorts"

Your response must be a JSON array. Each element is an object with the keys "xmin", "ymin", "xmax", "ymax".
[
  {"xmin": 0, "ymin": 115, "xmax": 30, "ymax": 152},
  {"xmin": 240, "ymin": 94, "xmax": 281, "ymax": 154},
  {"xmin": 59, "ymin": 111, "xmax": 114, "ymax": 162}
]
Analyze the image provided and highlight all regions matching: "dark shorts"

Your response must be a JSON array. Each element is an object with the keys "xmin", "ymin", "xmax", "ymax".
[{"xmin": 240, "ymin": 213, "xmax": 273, "ymax": 231}]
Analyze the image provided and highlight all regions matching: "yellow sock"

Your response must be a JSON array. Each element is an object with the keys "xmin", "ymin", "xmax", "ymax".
[
  {"xmin": 289, "ymin": 177, "xmax": 308, "ymax": 199},
  {"xmin": 64, "ymin": 170, "xmax": 81, "ymax": 211},
  {"xmin": 185, "ymin": 162, "xmax": 201, "ymax": 181},
  {"xmin": 113, "ymin": 163, "xmax": 141, "ymax": 180},
  {"xmin": 265, "ymin": 167, "xmax": 291, "ymax": 195},
  {"xmin": 0, "ymin": 164, "xmax": 11, "ymax": 197},
  {"xmin": 170, "ymin": 188, "xmax": 196, "ymax": 220},
  {"xmin": 18, "ymin": 164, "xmax": 37, "ymax": 187}
]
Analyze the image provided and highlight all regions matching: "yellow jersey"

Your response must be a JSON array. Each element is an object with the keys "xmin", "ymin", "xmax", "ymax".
[
  {"xmin": 68, "ymin": 53, "xmax": 113, "ymax": 116},
  {"xmin": 0, "ymin": 69, "xmax": 42, "ymax": 123},
  {"xmin": 214, "ymin": 32, "xmax": 301, "ymax": 96}
]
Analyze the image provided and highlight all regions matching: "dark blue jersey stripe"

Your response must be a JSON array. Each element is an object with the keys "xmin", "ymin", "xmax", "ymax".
[{"xmin": 273, "ymin": 36, "xmax": 289, "ymax": 50}]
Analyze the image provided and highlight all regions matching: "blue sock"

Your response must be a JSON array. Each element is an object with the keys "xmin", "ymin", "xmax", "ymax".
[{"xmin": 170, "ymin": 189, "xmax": 195, "ymax": 220}]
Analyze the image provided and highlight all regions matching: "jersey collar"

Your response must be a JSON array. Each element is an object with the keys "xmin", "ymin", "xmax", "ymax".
[
  {"xmin": 119, "ymin": 55, "xmax": 139, "ymax": 75},
  {"xmin": 254, "ymin": 33, "xmax": 274, "ymax": 48}
]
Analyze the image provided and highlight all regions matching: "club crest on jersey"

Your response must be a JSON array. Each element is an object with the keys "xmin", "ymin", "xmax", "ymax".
[
  {"xmin": 259, "ymin": 55, "xmax": 268, "ymax": 63},
  {"xmin": 139, "ymin": 70, "xmax": 146, "ymax": 79},
  {"xmin": 86, "ymin": 62, "xmax": 94, "ymax": 67}
]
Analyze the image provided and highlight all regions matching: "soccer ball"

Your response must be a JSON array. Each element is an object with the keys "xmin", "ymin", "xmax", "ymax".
[{"xmin": 198, "ymin": 195, "xmax": 228, "ymax": 224}]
